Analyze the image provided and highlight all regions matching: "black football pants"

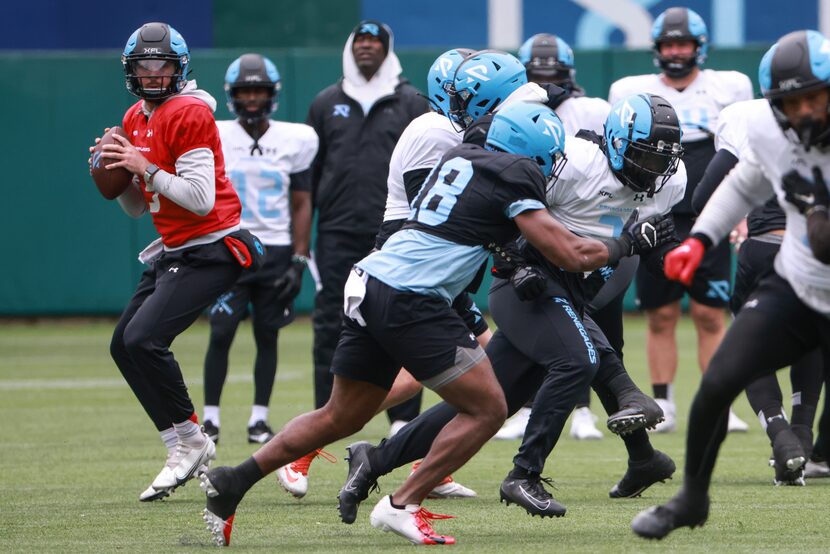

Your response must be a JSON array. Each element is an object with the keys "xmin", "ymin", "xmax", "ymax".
[{"xmin": 110, "ymin": 241, "xmax": 242, "ymax": 430}]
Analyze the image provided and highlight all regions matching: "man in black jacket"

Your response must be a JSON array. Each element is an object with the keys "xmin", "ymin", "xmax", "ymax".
[{"xmin": 276, "ymin": 20, "xmax": 428, "ymax": 498}]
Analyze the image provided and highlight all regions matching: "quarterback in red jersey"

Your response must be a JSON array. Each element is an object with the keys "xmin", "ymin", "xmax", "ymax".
[{"xmin": 88, "ymin": 22, "xmax": 262, "ymax": 503}]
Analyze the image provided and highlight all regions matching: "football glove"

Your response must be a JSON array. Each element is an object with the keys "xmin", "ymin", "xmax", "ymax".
[
  {"xmin": 664, "ymin": 237, "xmax": 705, "ymax": 287},
  {"xmin": 273, "ymin": 255, "xmax": 307, "ymax": 304},
  {"xmin": 605, "ymin": 210, "xmax": 676, "ymax": 264},
  {"xmin": 782, "ymin": 167, "xmax": 830, "ymax": 216},
  {"xmin": 510, "ymin": 265, "xmax": 547, "ymax": 301}
]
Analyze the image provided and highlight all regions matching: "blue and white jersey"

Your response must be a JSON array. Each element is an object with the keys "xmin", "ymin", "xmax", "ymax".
[
  {"xmin": 608, "ymin": 69, "xmax": 753, "ymax": 144},
  {"xmin": 555, "ymin": 95, "xmax": 611, "ymax": 136},
  {"xmin": 217, "ymin": 119, "xmax": 318, "ymax": 245},
  {"xmin": 358, "ymin": 143, "xmax": 547, "ymax": 303},
  {"xmin": 547, "ymin": 136, "xmax": 686, "ymax": 239}
]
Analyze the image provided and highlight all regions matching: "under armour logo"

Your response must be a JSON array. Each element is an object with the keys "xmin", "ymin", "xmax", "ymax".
[
  {"xmin": 168, "ymin": 266, "xmax": 179, "ymax": 273},
  {"xmin": 333, "ymin": 104, "xmax": 350, "ymax": 118},
  {"xmin": 633, "ymin": 193, "xmax": 646, "ymax": 202}
]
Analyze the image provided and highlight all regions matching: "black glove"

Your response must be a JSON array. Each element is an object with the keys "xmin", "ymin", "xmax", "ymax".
[
  {"xmin": 605, "ymin": 210, "xmax": 676, "ymax": 264},
  {"xmin": 510, "ymin": 265, "xmax": 547, "ymax": 301},
  {"xmin": 783, "ymin": 167, "xmax": 830, "ymax": 215},
  {"xmin": 273, "ymin": 256, "xmax": 307, "ymax": 304},
  {"xmin": 490, "ymin": 241, "xmax": 525, "ymax": 279}
]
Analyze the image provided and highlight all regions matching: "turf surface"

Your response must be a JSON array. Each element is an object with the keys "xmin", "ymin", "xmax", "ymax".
[{"xmin": 1, "ymin": 316, "xmax": 826, "ymax": 552}]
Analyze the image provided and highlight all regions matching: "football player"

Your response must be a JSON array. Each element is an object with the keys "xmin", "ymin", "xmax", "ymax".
[
  {"xmin": 199, "ymin": 101, "xmax": 642, "ymax": 547},
  {"xmin": 201, "ymin": 54, "xmax": 318, "ymax": 447},
  {"xmin": 692, "ymin": 98, "xmax": 826, "ymax": 485},
  {"xmin": 336, "ymin": 93, "xmax": 681, "ymax": 522},
  {"xmin": 496, "ymin": 32, "xmax": 617, "ymax": 441},
  {"xmin": 632, "ymin": 29, "xmax": 830, "ymax": 540},
  {"xmin": 609, "ymin": 6, "xmax": 753, "ymax": 433},
  {"xmin": 90, "ymin": 23, "xmax": 260, "ymax": 502}
]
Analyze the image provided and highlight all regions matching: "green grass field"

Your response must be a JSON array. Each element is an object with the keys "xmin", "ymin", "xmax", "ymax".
[{"xmin": 1, "ymin": 316, "xmax": 827, "ymax": 552}]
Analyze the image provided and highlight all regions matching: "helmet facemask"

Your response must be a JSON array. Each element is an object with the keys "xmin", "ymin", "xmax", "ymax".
[
  {"xmin": 123, "ymin": 55, "xmax": 187, "ymax": 100},
  {"xmin": 619, "ymin": 137, "xmax": 683, "ymax": 195}
]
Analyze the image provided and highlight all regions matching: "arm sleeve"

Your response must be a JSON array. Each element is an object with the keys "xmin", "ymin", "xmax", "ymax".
[
  {"xmin": 148, "ymin": 147, "xmax": 216, "ymax": 216},
  {"xmin": 691, "ymin": 154, "xmax": 775, "ymax": 245},
  {"xmin": 289, "ymin": 168, "xmax": 312, "ymax": 192},
  {"xmin": 403, "ymin": 167, "xmax": 432, "ymax": 205},
  {"xmin": 116, "ymin": 181, "xmax": 147, "ymax": 218},
  {"xmin": 691, "ymin": 149, "xmax": 739, "ymax": 215}
]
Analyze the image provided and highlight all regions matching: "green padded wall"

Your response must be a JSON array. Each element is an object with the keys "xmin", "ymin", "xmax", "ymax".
[{"xmin": 0, "ymin": 46, "xmax": 766, "ymax": 315}]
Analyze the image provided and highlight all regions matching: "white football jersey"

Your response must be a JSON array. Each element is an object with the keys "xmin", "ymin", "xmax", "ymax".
[
  {"xmin": 547, "ymin": 136, "xmax": 686, "ymax": 239},
  {"xmin": 608, "ymin": 69, "xmax": 753, "ymax": 143},
  {"xmin": 556, "ymin": 95, "xmax": 611, "ymax": 136},
  {"xmin": 217, "ymin": 120, "xmax": 318, "ymax": 245},
  {"xmin": 743, "ymin": 117, "xmax": 830, "ymax": 313},
  {"xmin": 714, "ymin": 98, "xmax": 771, "ymax": 159},
  {"xmin": 383, "ymin": 111, "xmax": 462, "ymax": 221}
]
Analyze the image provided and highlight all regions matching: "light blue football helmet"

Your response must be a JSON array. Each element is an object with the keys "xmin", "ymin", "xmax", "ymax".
[
  {"xmin": 604, "ymin": 93, "xmax": 683, "ymax": 195},
  {"xmin": 450, "ymin": 50, "xmax": 528, "ymax": 129},
  {"xmin": 427, "ymin": 48, "xmax": 475, "ymax": 117},
  {"xmin": 486, "ymin": 101, "xmax": 567, "ymax": 181}
]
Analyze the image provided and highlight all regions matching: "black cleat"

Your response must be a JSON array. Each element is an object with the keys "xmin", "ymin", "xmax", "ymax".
[
  {"xmin": 338, "ymin": 441, "xmax": 380, "ymax": 524},
  {"xmin": 204, "ymin": 420, "xmax": 220, "ymax": 445},
  {"xmin": 631, "ymin": 491, "xmax": 709, "ymax": 540},
  {"xmin": 607, "ymin": 390, "xmax": 664, "ymax": 435},
  {"xmin": 772, "ymin": 428, "xmax": 807, "ymax": 486},
  {"xmin": 499, "ymin": 474, "xmax": 567, "ymax": 518},
  {"xmin": 200, "ymin": 466, "xmax": 246, "ymax": 547},
  {"xmin": 610, "ymin": 450, "xmax": 676, "ymax": 498},
  {"xmin": 247, "ymin": 420, "xmax": 275, "ymax": 444}
]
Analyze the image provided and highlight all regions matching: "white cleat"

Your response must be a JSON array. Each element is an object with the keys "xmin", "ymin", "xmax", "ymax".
[
  {"xmin": 805, "ymin": 459, "xmax": 830, "ymax": 478},
  {"xmin": 493, "ymin": 407, "xmax": 531, "ymax": 440},
  {"xmin": 139, "ymin": 461, "xmax": 179, "ymax": 502},
  {"xmin": 276, "ymin": 462, "xmax": 308, "ymax": 498},
  {"xmin": 648, "ymin": 399, "xmax": 676, "ymax": 433},
  {"xmin": 172, "ymin": 431, "xmax": 216, "ymax": 485},
  {"xmin": 569, "ymin": 407, "xmax": 604, "ymax": 440},
  {"xmin": 727, "ymin": 409, "xmax": 749, "ymax": 433},
  {"xmin": 370, "ymin": 495, "xmax": 456, "ymax": 545}
]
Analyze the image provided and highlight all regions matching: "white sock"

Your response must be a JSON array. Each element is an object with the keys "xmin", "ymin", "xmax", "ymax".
[
  {"xmin": 160, "ymin": 427, "xmax": 177, "ymax": 458},
  {"xmin": 173, "ymin": 419, "xmax": 203, "ymax": 445},
  {"xmin": 666, "ymin": 384, "xmax": 675, "ymax": 404},
  {"xmin": 204, "ymin": 405, "xmax": 220, "ymax": 427},
  {"xmin": 249, "ymin": 405, "xmax": 269, "ymax": 426}
]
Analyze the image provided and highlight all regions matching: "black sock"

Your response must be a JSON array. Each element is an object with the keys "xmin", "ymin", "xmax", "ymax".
[
  {"xmin": 653, "ymin": 384, "xmax": 669, "ymax": 400},
  {"xmin": 508, "ymin": 465, "xmax": 536, "ymax": 479},
  {"xmin": 623, "ymin": 429, "xmax": 655, "ymax": 463},
  {"xmin": 235, "ymin": 457, "xmax": 264, "ymax": 494},
  {"xmin": 765, "ymin": 416, "xmax": 789, "ymax": 443}
]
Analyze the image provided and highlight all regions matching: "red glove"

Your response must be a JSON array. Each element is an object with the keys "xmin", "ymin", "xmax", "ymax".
[{"xmin": 664, "ymin": 237, "xmax": 705, "ymax": 287}]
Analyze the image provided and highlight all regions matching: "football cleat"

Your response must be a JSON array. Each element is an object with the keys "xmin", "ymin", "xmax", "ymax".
[
  {"xmin": 201, "ymin": 467, "xmax": 245, "ymax": 547},
  {"xmin": 410, "ymin": 461, "xmax": 477, "ymax": 499},
  {"xmin": 246, "ymin": 420, "xmax": 274, "ymax": 444},
  {"xmin": 172, "ymin": 431, "xmax": 217, "ymax": 485},
  {"xmin": 727, "ymin": 409, "xmax": 749, "ymax": 433},
  {"xmin": 276, "ymin": 448, "xmax": 337, "ymax": 498},
  {"xmin": 499, "ymin": 474, "xmax": 566, "ymax": 517},
  {"xmin": 631, "ymin": 490, "xmax": 709, "ymax": 540},
  {"xmin": 204, "ymin": 420, "xmax": 220, "ymax": 445},
  {"xmin": 804, "ymin": 458, "xmax": 830, "ymax": 479},
  {"xmin": 493, "ymin": 407, "xmax": 531, "ymax": 440},
  {"xmin": 339, "ymin": 441, "xmax": 380, "ymax": 524},
  {"xmin": 609, "ymin": 450, "xmax": 676, "ymax": 498},
  {"xmin": 648, "ymin": 399, "xmax": 676, "ymax": 433},
  {"xmin": 570, "ymin": 406, "xmax": 604, "ymax": 440},
  {"xmin": 608, "ymin": 392, "xmax": 665, "ymax": 435},
  {"xmin": 771, "ymin": 428, "xmax": 807, "ymax": 486},
  {"xmin": 370, "ymin": 495, "xmax": 456, "ymax": 545}
]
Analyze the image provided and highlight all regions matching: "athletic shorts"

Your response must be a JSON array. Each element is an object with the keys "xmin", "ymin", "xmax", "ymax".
[
  {"xmin": 331, "ymin": 276, "xmax": 485, "ymax": 390},
  {"xmin": 636, "ymin": 214, "xmax": 732, "ymax": 309},
  {"xmin": 452, "ymin": 292, "xmax": 490, "ymax": 337},
  {"xmin": 208, "ymin": 244, "xmax": 294, "ymax": 330}
]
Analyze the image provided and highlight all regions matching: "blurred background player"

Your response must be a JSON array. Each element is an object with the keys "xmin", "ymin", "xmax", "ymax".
[
  {"xmin": 201, "ymin": 54, "xmax": 317, "ymax": 445},
  {"xmin": 632, "ymin": 29, "xmax": 830, "ymax": 540},
  {"xmin": 279, "ymin": 19, "xmax": 428, "ymax": 497},
  {"xmin": 609, "ymin": 6, "xmax": 753, "ymax": 433},
  {"xmin": 94, "ymin": 22, "xmax": 261, "ymax": 502},
  {"xmin": 496, "ymin": 33, "xmax": 614, "ymax": 441}
]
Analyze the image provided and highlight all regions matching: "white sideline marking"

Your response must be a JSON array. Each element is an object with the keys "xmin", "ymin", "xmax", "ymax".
[{"xmin": 0, "ymin": 371, "xmax": 302, "ymax": 391}]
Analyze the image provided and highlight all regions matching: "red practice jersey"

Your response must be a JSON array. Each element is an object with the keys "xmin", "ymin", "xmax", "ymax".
[{"xmin": 123, "ymin": 96, "xmax": 241, "ymax": 247}]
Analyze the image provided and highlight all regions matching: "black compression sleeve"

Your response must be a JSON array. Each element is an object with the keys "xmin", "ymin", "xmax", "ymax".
[
  {"xmin": 691, "ymin": 149, "xmax": 739, "ymax": 215},
  {"xmin": 289, "ymin": 168, "xmax": 312, "ymax": 192}
]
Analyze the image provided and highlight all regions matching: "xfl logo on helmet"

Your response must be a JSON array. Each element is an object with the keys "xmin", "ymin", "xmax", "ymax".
[{"xmin": 143, "ymin": 47, "xmax": 161, "ymax": 54}]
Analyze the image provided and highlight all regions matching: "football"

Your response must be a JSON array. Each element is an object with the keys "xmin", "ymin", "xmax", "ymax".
[{"xmin": 90, "ymin": 126, "xmax": 134, "ymax": 200}]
